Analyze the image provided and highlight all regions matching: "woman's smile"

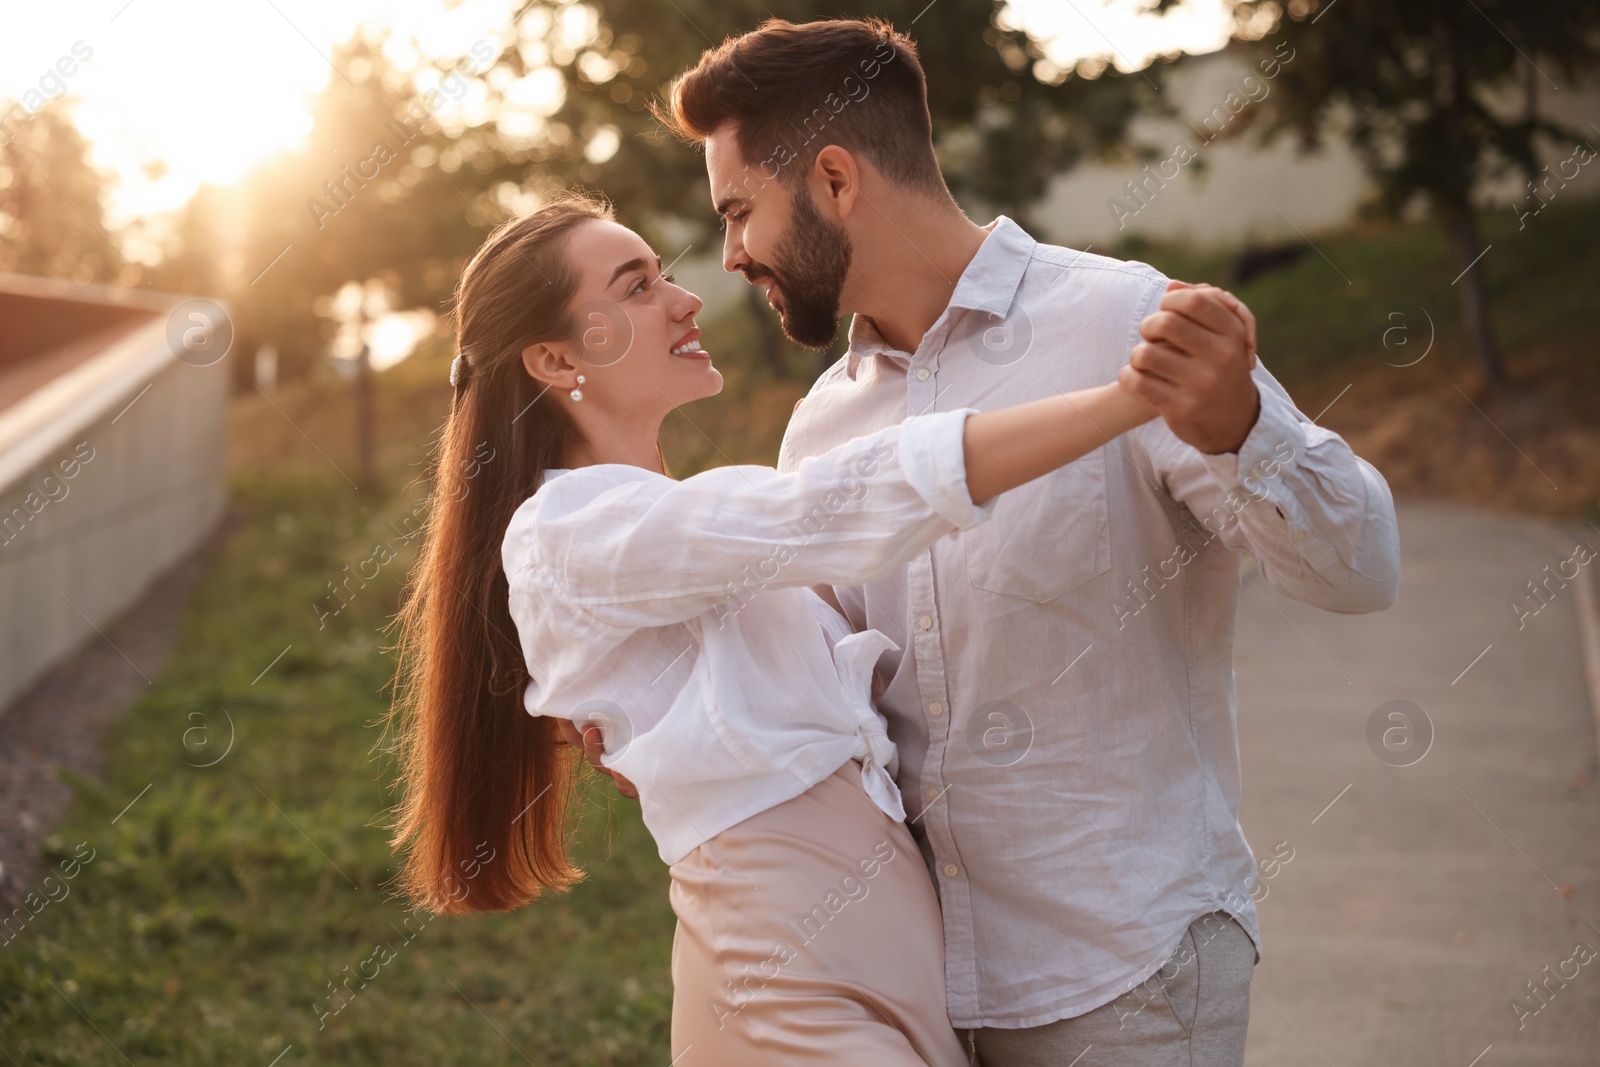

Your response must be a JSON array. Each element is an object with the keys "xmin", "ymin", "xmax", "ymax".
[{"xmin": 669, "ymin": 326, "xmax": 711, "ymax": 360}]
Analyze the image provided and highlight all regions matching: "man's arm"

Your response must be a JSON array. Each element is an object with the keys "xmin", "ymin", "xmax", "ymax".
[
  {"xmin": 1125, "ymin": 281, "xmax": 1401, "ymax": 613},
  {"xmin": 559, "ymin": 717, "xmax": 638, "ymax": 799}
]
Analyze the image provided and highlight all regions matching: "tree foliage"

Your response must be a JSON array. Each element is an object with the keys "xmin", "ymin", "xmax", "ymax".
[
  {"xmin": 1226, "ymin": 0, "xmax": 1600, "ymax": 383},
  {"xmin": 0, "ymin": 106, "xmax": 127, "ymax": 284}
]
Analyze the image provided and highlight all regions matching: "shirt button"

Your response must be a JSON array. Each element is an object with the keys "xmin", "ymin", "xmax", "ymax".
[
  {"xmin": 915, "ymin": 367, "xmax": 931, "ymax": 381},
  {"xmin": 943, "ymin": 863, "xmax": 960, "ymax": 878},
  {"xmin": 1294, "ymin": 529, "xmax": 1307, "ymax": 541},
  {"xmin": 929, "ymin": 701, "xmax": 945, "ymax": 717},
  {"xmin": 917, "ymin": 614, "xmax": 933, "ymax": 631},
  {"xmin": 925, "ymin": 786, "xmax": 939, "ymax": 801}
]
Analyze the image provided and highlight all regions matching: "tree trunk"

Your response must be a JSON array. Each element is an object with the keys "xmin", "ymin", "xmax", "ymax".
[
  {"xmin": 1437, "ymin": 195, "xmax": 1505, "ymax": 386},
  {"xmin": 742, "ymin": 285, "xmax": 789, "ymax": 380},
  {"xmin": 356, "ymin": 341, "xmax": 376, "ymax": 492}
]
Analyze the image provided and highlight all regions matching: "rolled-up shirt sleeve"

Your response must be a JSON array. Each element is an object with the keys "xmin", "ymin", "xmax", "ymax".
[
  {"xmin": 1137, "ymin": 359, "xmax": 1401, "ymax": 614},
  {"xmin": 516, "ymin": 408, "xmax": 995, "ymax": 630}
]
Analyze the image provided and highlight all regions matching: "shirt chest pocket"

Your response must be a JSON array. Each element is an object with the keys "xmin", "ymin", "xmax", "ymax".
[{"xmin": 961, "ymin": 447, "xmax": 1111, "ymax": 602}]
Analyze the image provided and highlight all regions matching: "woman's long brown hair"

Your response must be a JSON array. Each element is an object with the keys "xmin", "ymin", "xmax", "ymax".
[{"xmin": 385, "ymin": 193, "xmax": 613, "ymax": 914}]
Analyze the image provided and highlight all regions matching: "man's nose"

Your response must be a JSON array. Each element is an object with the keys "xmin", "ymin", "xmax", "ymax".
[{"xmin": 722, "ymin": 226, "xmax": 748, "ymax": 275}]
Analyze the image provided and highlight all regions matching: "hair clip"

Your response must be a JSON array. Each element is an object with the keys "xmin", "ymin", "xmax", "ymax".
[{"xmin": 449, "ymin": 353, "xmax": 466, "ymax": 388}]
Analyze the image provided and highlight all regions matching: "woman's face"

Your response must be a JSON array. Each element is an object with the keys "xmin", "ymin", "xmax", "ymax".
[{"xmin": 531, "ymin": 218, "xmax": 722, "ymax": 417}]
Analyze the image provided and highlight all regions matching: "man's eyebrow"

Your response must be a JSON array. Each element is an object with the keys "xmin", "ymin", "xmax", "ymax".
[
  {"xmin": 607, "ymin": 254, "xmax": 663, "ymax": 288},
  {"xmin": 713, "ymin": 196, "xmax": 744, "ymax": 218}
]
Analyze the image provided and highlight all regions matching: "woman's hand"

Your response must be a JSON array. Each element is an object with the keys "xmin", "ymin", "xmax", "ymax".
[{"xmin": 557, "ymin": 718, "xmax": 639, "ymax": 799}]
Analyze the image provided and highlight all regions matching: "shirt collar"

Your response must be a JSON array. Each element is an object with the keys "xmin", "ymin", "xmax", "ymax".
[{"xmin": 846, "ymin": 215, "xmax": 1036, "ymax": 377}]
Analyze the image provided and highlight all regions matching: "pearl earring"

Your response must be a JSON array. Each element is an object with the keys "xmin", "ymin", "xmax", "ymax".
[{"xmin": 570, "ymin": 374, "xmax": 586, "ymax": 402}]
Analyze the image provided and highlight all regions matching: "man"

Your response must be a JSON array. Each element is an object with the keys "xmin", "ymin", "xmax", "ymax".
[{"xmin": 623, "ymin": 16, "xmax": 1400, "ymax": 1065}]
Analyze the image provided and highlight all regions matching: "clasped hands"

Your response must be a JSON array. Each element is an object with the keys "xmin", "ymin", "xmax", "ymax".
[{"xmin": 1118, "ymin": 280, "xmax": 1261, "ymax": 456}]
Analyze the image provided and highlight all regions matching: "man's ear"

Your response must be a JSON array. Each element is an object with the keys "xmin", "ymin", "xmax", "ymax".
[
  {"xmin": 810, "ymin": 144, "xmax": 861, "ymax": 221},
  {"xmin": 520, "ymin": 339, "xmax": 580, "ymax": 390}
]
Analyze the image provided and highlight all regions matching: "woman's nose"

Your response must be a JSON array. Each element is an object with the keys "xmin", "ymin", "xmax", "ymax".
[{"xmin": 671, "ymin": 280, "xmax": 703, "ymax": 321}]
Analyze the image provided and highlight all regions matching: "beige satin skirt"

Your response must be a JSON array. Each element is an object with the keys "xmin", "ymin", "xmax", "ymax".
[{"xmin": 667, "ymin": 759, "xmax": 969, "ymax": 1066}]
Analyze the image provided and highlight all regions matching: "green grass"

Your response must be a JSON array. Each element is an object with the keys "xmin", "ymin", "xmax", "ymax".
[{"xmin": 0, "ymin": 473, "xmax": 675, "ymax": 1065}]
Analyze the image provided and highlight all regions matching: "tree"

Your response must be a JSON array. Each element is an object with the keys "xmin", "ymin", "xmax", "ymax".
[
  {"xmin": 154, "ymin": 37, "xmax": 494, "ymax": 388},
  {"xmin": 0, "ymin": 105, "xmax": 129, "ymax": 285},
  {"xmin": 1226, "ymin": 0, "xmax": 1600, "ymax": 385}
]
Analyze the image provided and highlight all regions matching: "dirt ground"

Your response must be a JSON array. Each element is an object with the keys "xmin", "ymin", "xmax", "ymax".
[{"xmin": 1307, "ymin": 344, "xmax": 1599, "ymax": 520}]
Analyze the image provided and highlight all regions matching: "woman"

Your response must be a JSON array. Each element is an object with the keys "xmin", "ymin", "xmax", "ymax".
[{"xmin": 386, "ymin": 193, "xmax": 1158, "ymax": 1064}]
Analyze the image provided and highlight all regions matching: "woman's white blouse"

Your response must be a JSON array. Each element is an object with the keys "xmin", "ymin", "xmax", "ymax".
[{"xmin": 499, "ymin": 408, "xmax": 993, "ymax": 865}]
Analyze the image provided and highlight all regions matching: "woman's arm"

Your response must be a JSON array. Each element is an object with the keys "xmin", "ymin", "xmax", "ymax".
[
  {"xmin": 963, "ymin": 382, "xmax": 1153, "ymax": 505},
  {"xmin": 514, "ymin": 381, "xmax": 1153, "ymax": 631}
]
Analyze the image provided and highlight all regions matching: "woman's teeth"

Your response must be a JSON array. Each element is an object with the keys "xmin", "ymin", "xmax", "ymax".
[{"xmin": 670, "ymin": 339, "xmax": 704, "ymax": 355}]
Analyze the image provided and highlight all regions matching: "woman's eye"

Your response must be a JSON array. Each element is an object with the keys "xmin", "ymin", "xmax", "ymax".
[{"xmin": 631, "ymin": 272, "xmax": 675, "ymax": 295}]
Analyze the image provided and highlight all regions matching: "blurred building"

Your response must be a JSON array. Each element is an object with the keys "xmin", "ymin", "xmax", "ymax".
[
  {"xmin": 0, "ymin": 273, "xmax": 228, "ymax": 715},
  {"xmin": 1034, "ymin": 49, "xmax": 1600, "ymax": 247}
]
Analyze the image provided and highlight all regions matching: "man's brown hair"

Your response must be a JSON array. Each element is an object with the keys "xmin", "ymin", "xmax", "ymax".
[{"xmin": 654, "ymin": 17, "xmax": 947, "ymax": 197}]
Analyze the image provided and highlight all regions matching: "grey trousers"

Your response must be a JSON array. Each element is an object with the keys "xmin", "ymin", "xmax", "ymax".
[{"xmin": 973, "ymin": 911, "xmax": 1256, "ymax": 1067}]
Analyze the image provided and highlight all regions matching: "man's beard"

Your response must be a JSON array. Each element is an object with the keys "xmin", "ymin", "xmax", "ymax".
[{"xmin": 746, "ymin": 191, "xmax": 852, "ymax": 350}]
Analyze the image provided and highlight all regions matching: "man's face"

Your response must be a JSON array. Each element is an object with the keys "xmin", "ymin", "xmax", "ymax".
[{"xmin": 705, "ymin": 124, "xmax": 852, "ymax": 350}]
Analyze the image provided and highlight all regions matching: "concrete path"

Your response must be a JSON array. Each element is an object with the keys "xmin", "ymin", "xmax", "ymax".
[{"xmin": 1237, "ymin": 500, "xmax": 1600, "ymax": 1067}]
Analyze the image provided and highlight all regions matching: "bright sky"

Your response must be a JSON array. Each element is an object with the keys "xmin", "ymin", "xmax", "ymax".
[
  {"xmin": 1005, "ymin": 0, "xmax": 1237, "ymax": 76},
  {"xmin": 0, "ymin": 0, "xmax": 545, "ymax": 225},
  {"xmin": 1, "ymin": 0, "xmax": 1238, "ymax": 228}
]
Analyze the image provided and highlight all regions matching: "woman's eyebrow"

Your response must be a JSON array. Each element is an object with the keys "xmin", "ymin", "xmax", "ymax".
[{"xmin": 607, "ymin": 254, "xmax": 664, "ymax": 288}]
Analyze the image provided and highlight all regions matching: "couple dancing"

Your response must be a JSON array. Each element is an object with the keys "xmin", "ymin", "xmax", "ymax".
[{"xmin": 387, "ymin": 17, "xmax": 1401, "ymax": 1067}]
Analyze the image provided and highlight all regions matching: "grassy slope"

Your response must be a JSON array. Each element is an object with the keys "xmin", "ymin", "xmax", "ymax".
[{"xmin": 2, "ymin": 196, "xmax": 1594, "ymax": 1064}]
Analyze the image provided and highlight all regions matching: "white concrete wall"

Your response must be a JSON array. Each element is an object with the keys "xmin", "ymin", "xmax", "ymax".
[{"xmin": 0, "ymin": 295, "xmax": 228, "ymax": 714}]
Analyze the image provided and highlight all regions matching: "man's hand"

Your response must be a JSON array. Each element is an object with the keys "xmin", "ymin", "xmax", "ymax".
[
  {"xmin": 1117, "ymin": 280, "xmax": 1261, "ymax": 455},
  {"xmin": 556, "ymin": 718, "xmax": 638, "ymax": 799}
]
